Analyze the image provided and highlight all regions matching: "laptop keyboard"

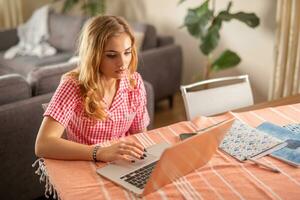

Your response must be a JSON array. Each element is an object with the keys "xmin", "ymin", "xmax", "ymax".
[{"xmin": 120, "ymin": 161, "xmax": 158, "ymax": 189}]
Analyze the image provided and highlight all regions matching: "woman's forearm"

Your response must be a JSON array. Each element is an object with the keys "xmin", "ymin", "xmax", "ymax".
[
  {"xmin": 35, "ymin": 117, "xmax": 95, "ymax": 161},
  {"xmin": 35, "ymin": 117, "xmax": 145, "ymax": 162},
  {"xmin": 35, "ymin": 136, "xmax": 94, "ymax": 161}
]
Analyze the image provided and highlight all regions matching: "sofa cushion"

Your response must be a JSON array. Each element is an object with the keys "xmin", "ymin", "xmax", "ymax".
[
  {"xmin": 131, "ymin": 23, "xmax": 157, "ymax": 51},
  {"xmin": 0, "ymin": 51, "xmax": 74, "ymax": 77},
  {"xmin": 48, "ymin": 13, "xmax": 85, "ymax": 52},
  {"xmin": 0, "ymin": 29, "xmax": 18, "ymax": 51},
  {"xmin": 27, "ymin": 61, "xmax": 77, "ymax": 96},
  {"xmin": 0, "ymin": 74, "xmax": 31, "ymax": 105},
  {"xmin": 0, "ymin": 65, "xmax": 14, "ymax": 76},
  {"xmin": 142, "ymin": 24, "xmax": 157, "ymax": 50},
  {"xmin": 143, "ymin": 80, "xmax": 154, "ymax": 129}
]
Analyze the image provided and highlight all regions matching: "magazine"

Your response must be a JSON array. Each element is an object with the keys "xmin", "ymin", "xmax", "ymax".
[
  {"xmin": 283, "ymin": 123, "xmax": 300, "ymax": 135},
  {"xmin": 256, "ymin": 122, "xmax": 300, "ymax": 167},
  {"xmin": 219, "ymin": 120, "xmax": 286, "ymax": 161}
]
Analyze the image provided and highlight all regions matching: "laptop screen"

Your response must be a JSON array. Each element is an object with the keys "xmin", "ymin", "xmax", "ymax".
[{"xmin": 143, "ymin": 118, "xmax": 235, "ymax": 195}]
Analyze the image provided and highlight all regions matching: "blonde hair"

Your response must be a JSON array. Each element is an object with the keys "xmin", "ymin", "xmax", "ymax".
[{"xmin": 65, "ymin": 15, "xmax": 138, "ymax": 121}]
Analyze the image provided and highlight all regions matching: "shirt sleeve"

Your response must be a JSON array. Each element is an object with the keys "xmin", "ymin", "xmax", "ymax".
[
  {"xmin": 44, "ymin": 77, "xmax": 81, "ymax": 128},
  {"xmin": 129, "ymin": 73, "xmax": 150, "ymax": 133}
]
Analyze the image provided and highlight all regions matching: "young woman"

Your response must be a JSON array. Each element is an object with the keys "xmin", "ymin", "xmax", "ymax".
[{"xmin": 35, "ymin": 15, "xmax": 149, "ymax": 163}]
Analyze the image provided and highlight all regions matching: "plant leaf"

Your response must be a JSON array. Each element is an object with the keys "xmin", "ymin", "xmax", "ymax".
[
  {"xmin": 211, "ymin": 50, "xmax": 241, "ymax": 71},
  {"xmin": 178, "ymin": 0, "xmax": 186, "ymax": 5},
  {"xmin": 183, "ymin": 0, "xmax": 213, "ymax": 38},
  {"xmin": 218, "ymin": 11, "xmax": 260, "ymax": 28},
  {"xmin": 64, "ymin": 0, "xmax": 105, "ymax": 16},
  {"xmin": 200, "ymin": 19, "xmax": 222, "ymax": 55},
  {"xmin": 231, "ymin": 12, "xmax": 260, "ymax": 27},
  {"xmin": 84, "ymin": 1, "xmax": 105, "ymax": 16},
  {"xmin": 62, "ymin": 0, "xmax": 79, "ymax": 13}
]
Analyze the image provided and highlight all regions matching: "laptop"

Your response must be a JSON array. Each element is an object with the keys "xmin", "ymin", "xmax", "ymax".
[{"xmin": 96, "ymin": 118, "xmax": 235, "ymax": 197}]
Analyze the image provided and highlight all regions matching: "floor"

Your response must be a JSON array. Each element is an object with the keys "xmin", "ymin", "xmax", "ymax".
[{"xmin": 153, "ymin": 92, "xmax": 186, "ymax": 129}]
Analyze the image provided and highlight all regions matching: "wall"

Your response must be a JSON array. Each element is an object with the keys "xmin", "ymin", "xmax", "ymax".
[{"xmin": 21, "ymin": 0, "xmax": 52, "ymax": 20}]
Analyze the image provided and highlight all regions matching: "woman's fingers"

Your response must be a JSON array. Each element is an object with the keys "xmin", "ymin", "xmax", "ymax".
[
  {"xmin": 121, "ymin": 143, "xmax": 144, "ymax": 155},
  {"xmin": 125, "ymin": 141, "xmax": 145, "ymax": 152},
  {"xmin": 116, "ymin": 154, "xmax": 133, "ymax": 162},
  {"xmin": 98, "ymin": 140, "xmax": 147, "ymax": 162},
  {"xmin": 118, "ymin": 148, "xmax": 145, "ymax": 160},
  {"xmin": 117, "ymin": 141, "xmax": 146, "ymax": 159},
  {"xmin": 122, "ymin": 141, "xmax": 145, "ymax": 154}
]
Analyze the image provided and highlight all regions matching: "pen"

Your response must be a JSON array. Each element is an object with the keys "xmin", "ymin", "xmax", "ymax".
[{"xmin": 247, "ymin": 157, "xmax": 280, "ymax": 173}]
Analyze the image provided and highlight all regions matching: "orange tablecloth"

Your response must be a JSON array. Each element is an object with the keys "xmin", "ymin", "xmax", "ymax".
[{"xmin": 42, "ymin": 103, "xmax": 300, "ymax": 200}]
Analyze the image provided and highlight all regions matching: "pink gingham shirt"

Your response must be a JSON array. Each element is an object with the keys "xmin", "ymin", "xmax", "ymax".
[{"xmin": 44, "ymin": 72, "xmax": 150, "ymax": 145}]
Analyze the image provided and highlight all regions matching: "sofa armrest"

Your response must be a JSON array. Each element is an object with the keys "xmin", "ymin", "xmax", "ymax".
[
  {"xmin": 27, "ymin": 61, "xmax": 77, "ymax": 96},
  {"xmin": 138, "ymin": 44, "xmax": 183, "ymax": 101},
  {"xmin": 0, "ymin": 29, "xmax": 18, "ymax": 51},
  {"xmin": 0, "ymin": 93, "xmax": 53, "ymax": 200},
  {"xmin": 157, "ymin": 36, "xmax": 174, "ymax": 47},
  {"xmin": 0, "ymin": 74, "xmax": 31, "ymax": 105},
  {"xmin": 143, "ymin": 80, "xmax": 155, "ymax": 129}
]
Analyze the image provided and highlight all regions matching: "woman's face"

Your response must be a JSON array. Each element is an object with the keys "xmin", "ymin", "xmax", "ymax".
[{"xmin": 100, "ymin": 32, "xmax": 132, "ymax": 80}]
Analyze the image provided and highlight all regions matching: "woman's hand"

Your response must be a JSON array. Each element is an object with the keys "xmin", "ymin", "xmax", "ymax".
[{"xmin": 97, "ymin": 140, "xmax": 146, "ymax": 162}]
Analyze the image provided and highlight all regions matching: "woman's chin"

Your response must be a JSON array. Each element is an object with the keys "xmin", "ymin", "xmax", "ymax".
[
  {"xmin": 114, "ymin": 74, "xmax": 126, "ymax": 79},
  {"xmin": 115, "ymin": 70, "xmax": 128, "ymax": 78}
]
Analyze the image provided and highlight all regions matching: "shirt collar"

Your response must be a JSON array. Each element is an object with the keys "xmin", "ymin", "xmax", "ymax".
[{"xmin": 118, "ymin": 76, "xmax": 133, "ymax": 93}]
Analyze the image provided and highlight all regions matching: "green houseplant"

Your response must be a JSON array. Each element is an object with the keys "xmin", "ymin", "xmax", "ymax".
[
  {"xmin": 60, "ymin": 0, "xmax": 106, "ymax": 16},
  {"xmin": 180, "ymin": 0, "xmax": 260, "ymax": 80}
]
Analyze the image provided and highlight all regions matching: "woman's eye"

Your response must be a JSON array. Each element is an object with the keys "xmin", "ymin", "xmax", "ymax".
[
  {"xmin": 124, "ymin": 51, "xmax": 132, "ymax": 56},
  {"xmin": 106, "ymin": 54, "xmax": 117, "ymax": 58}
]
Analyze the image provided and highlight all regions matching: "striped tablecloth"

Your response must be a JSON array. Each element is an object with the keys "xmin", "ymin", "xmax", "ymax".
[{"xmin": 43, "ymin": 103, "xmax": 300, "ymax": 200}]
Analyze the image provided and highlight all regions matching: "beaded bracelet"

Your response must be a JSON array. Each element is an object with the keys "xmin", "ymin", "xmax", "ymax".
[{"xmin": 92, "ymin": 145, "xmax": 101, "ymax": 162}]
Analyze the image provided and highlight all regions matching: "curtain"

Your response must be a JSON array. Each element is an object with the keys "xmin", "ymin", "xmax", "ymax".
[
  {"xmin": 0, "ymin": 0, "xmax": 23, "ymax": 29},
  {"xmin": 269, "ymin": 0, "xmax": 300, "ymax": 100}
]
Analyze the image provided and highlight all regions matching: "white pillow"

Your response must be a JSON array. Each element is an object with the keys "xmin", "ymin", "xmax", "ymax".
[
  {"xmin": 68, "ymin": 56, "xmax": 79, "ymax": 63},
  {"xmin": 134, "ymin": 31, "xmax": 145, "ymax": 52}
]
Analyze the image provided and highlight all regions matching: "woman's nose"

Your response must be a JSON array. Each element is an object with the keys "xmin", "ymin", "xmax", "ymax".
[{"xmin": 117, "ymin": 55, "xmax": 126, "ymax": 67}]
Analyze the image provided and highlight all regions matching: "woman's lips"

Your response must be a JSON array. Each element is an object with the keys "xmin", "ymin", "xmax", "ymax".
[{"xmin": 116, "ymin": 69, "xmax": 126, "ymax": 74}]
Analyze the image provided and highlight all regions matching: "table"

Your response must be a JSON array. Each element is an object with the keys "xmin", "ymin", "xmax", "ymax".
[
  {"xmin": 234, "ymin": 94, "xmax": 300, "ymax": 112},
  {"xmin": 37, "ymin": 99, "xmax": 300, "ymax": 200}
]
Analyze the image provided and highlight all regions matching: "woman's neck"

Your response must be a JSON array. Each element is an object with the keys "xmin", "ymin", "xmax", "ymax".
[
  {"xmin": 101, "ymin": 78, "xmax": 119, "ymax": 108},
  {"xmin": 102, "ymin": 76, "xmax": 117, "ymax": 90}
]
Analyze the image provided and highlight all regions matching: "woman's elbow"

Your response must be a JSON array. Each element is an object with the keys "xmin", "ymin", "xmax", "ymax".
[
  {"xmin": 34, "ymin": 117, "xmax": 63, "ymax": 157},
  {"xmin": 35, "ymin": 139, "xmax": 44, "ymax": 157},
  {"xmin": 35, "ymin": 134, "xmax": 48, "ymax": 158}
]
